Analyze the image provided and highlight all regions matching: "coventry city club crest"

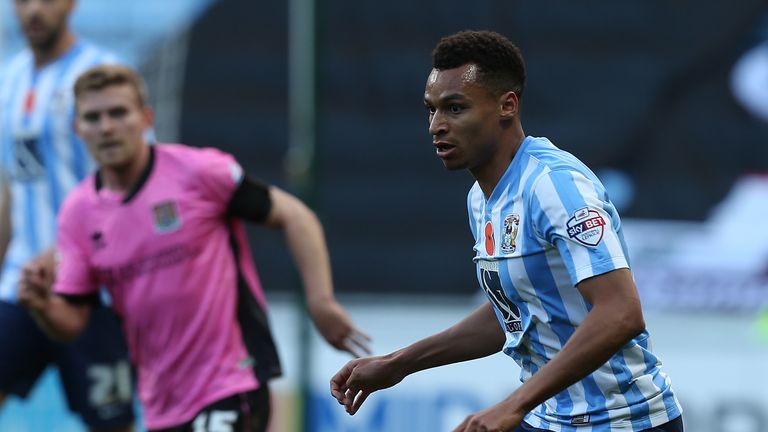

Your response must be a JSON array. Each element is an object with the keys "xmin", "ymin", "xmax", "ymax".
[
  {"xmin": 152, "ymin": 201, "xmax": 182, "ymax": 233},
  {"xmin": 501, "ymin": 213, "xmax": 520, "ymax": 253}
]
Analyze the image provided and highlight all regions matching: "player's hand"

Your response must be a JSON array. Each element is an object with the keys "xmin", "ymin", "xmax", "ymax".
[
  {"xmin": 307, "ymin": 298, "xmax": 371, "ymax": 358},
  {"xmin": 452, "ymin": 398, "xmax": 525, "ymax": 432},
  {"xmin": 330, "ymin": 355, "xmax": 406, "ymax": 415},
  {"xmin": 18, "ymin": 261, "xmax": 54, "ymax": 313}
]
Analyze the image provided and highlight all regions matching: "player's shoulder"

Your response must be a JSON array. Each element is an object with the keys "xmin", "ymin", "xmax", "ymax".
[
  {"xmin": 75, "ymin": 39, "xmax": 120, "ymax": 63},
  {"xmin": 523, "ymin": 137, "xmax": 595, "ymax": 187},
  {"xmin": 523, "ymin": 136, "xmax": 583, "ymax": 171},
  {"xmin": 154, "ymin": 143, "xmax": 237, "ymax": 175},
  {"xmin": 155, "ymin": 143, "xmax": 233, "ymax": 161},
  {"xmin": 58, "ymin": 175, "xmax": 99, "ymax": 219},
  {"xmin": 0, "ymin": 50, "xmax": 33, "ymax": 86},
  {"xmin": 7, "ymin": 49, "xmax": 33, "ymax": 69},
  {"xmin": 63, "ymin": 40, "xmax": 123, "ymax": 80}
]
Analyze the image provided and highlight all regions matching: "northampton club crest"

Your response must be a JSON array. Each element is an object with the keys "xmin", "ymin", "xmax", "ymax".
[{"xmin": 152, "ymin": 201, "xmax": 182, "ymax": 233}]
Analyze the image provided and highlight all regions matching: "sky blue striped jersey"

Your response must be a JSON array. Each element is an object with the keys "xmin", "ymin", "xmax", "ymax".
[
  {"xmin": 468, "ymin": 136, "xmax": 681, "ymax": 431},
  {"xmin": 0, "ymin": 41, "xmax": 119, "ymax": 302}
]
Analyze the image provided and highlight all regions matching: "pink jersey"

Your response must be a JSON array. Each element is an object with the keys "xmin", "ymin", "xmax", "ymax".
[{"xmin": 54, "ymin": 144, "xmax": 277, "ymax": 429}]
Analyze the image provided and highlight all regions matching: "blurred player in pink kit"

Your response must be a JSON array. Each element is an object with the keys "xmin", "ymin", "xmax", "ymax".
[{"xmin": 18, "ymin": 64, "xmax": 371, "ymax": 432}]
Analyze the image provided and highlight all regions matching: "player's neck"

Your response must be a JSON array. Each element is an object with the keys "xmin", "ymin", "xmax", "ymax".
[
  {"xmin": 100, "ymin": 144, "xmax": 151, "ymax": 195},
  {"xmin": 473, "ymin": 127, "xmax": 525, "ymax": 198},
  {"xmin": 32, "ymin": 31, "xmax": 76, "ymax": 69}
]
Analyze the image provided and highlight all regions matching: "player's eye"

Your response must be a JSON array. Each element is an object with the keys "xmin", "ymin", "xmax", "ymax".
[
  {"xmin": 82, "ymin": 113, "xmax": 100, "ymax": 123},
  {"xmin": 449, "ymin": 104, "xmax": 463, "ymax": 114},
  {"xmin": 108, "ymin": 107, "xmax": 128, "ymax": 119}
]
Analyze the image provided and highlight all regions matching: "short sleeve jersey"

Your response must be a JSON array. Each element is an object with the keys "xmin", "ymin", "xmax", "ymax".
[
  {"xmin": 0, "ymin": 41, "xmax": 119, "ymax": 301},
  {"xmin": 468, "ymin": 136, "xmax": 682, "ymax": 431},
  {"xmin": 54, "ymin": 144, "xmax": 270, "ymax": 429}
]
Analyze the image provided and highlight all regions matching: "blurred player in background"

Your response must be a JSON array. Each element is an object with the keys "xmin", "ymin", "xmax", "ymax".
[
  {"xmin": 19, "ymin": 64, "xmax": 371, "ymax": 432},
  {"xmin": 0, "ymin": 0, "xmax": 135, "ymax": 430},
  {"xmin": 331, "ymin": 30, "xmax": 684, "ymax": 432}
]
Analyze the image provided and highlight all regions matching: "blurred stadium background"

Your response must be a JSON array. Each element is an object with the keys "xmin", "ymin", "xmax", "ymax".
[{"xmin": 2, "ymin": 0, "xmax": 768, "ymax": 431}]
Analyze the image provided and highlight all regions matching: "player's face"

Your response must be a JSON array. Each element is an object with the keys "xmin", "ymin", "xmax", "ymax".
[
  {"xmin": 424, "ymin": 64, "xmax": 504, "ymax": 173},
  {"xmin": 75, "ymin": 84, "xmax": 152, "ymax": 171},
  {"xmin": 14, "ymin": 0, "xmax": 73, "ymax": 51}
]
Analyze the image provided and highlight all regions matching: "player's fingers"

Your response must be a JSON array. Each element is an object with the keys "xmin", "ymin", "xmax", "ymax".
[
  {"xmin": 337, "ymin": 328, "xmax": 372, "ymax": 358},
  {"xmin": 342, "ymin": 338, "xmax": 369, "ymax": 358},
  {"xmin": 343, "ymin": 388, "xmax": 359, "ymax": 411},
  {"xmin": 330, "ymin": 363, "xmax": 354, "ymax": 394},
  {"xmin": 21, "ymin": 265, "xmax": 46, "ymax": 287},
  {"xmin": 347, "ymin": 329, "xmax": 372, "ymax": 355},
  {"xmin": 349, "ymin": 390, "xmax": 370, "ymax": 415},
  {"xmin": 349, "ymin": 328, "xmax": 371, "ymax": 343},
  {"xmin": 21, "ymin": 278, "xmax": 42, "ymax": 295},
  {"xmin": 21, "ymin": 263, "xmax": 37, "ymax": 279},
  {"xmin": 330, "ymin": 383, "xmax": 344, "ymax": 402},
  {"xmin": 331, "ymin": 372, "xmax": 348, "ymax": 395},
  {"xmin": 17, "ymin": 284, "xmax": 29, "ymax": 301},
  {"xmin": 452, "ymin": 416, "xmax": 471, "ymax": 432},
  {"xmin": 330, "ymin": 374, "xmax": 349, "ymax": 403},
  {"xmin": 342, "ymin": 345, "xmax": 362, "ymax": 359}
]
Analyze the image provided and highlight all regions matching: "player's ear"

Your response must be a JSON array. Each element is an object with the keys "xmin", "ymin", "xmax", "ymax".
[
  {"xmin": 143, "ymin": 106, "xmax": 154, "ymax": 127},
  {"xmin": 499, "ymin": 91, "xmax": 519, "ymax": 120},
  {"xmin": 73, "ymin": 116, "xmax": 81, "ymax": 137}
]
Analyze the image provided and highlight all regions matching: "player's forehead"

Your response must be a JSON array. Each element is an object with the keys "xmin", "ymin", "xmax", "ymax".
[
  {"xmin": 77, "ymin": 84, "xmax": 140, "ymax": 111},
  {"xmin": 15, "ymin": 0, "xmax": 70, "ymax": 10},
  {"xmin": 424, "ymin": 64, "xmax": 483, "ymax": 103}
]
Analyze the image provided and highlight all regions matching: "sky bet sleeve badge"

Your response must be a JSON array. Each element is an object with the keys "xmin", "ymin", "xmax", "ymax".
[
  {"xmin": 501, "ymin": 213, "xmax": 520, "ymax": 253},
  {"xmin": 566, "ymin": 207, "xmax": 606, "ymax": 247}
]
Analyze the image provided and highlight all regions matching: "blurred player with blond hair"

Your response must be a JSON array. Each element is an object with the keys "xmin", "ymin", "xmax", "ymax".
[{"xmin": 19, "ymin": 64, "xmax": 370, "ymax": 432}]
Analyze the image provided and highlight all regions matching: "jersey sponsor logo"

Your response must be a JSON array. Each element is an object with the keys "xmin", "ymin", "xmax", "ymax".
[
  {"xmin": 479, "ymin": 262, "xmax": 522, "ymax": 333},
  {"xmin": 93, "ymin": 244, "xmax": 197, "ymax": 285},
  {"xmin": 484, "ymin": 221, "xmax": 495, "ymax": 255},
  {"xmin": 501, "ymin": 213, "xmax": 520, "ymax": 253},
  {"xmin": 152, "ymin": 200, "xmax": 182, "ymax": 233},
  {"xmin": 566, "ymin": 207, "xmax": 605, "ymax": 247},
  {"xmin": 571, "ymin": 414, "xmax": 590, "ymax": 425},
  {"xmin": 11, "ymin": 133, "xmax": 44, "ymax": 181}
]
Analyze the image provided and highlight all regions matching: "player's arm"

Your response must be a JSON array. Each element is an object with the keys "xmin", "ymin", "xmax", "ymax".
[
  {"xmin": 454, "ymin": 268, "xmax": 644, "ymax": 431},
  {"xmin": 17, "ymin": 248, "xmax": 93, "ymax": 342},
  {"xmin": 331, "ymin": 302, "xmax": 504, "ymax": 414},
  {"xmin": 228, "ymin": 176, "xmax": 371, "ymax": 357}
]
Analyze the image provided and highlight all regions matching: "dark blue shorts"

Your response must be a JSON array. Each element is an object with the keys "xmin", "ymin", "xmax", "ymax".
[
  {"xmin": 0, "ymin": 300, "xmax": 135, "ymax": 428},
  {"xmin": 513, "ymin": 415, "xmax": 684, "ymax": 431}
]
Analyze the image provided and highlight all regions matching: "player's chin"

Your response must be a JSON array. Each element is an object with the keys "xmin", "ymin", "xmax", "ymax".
[{"xmin": 441, "ymin": 159, "xmax": 468, "ymax": 171}]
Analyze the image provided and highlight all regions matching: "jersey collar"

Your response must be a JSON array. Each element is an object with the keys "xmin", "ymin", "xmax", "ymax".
[{"xmin": 94, "ymin": 145, "xmax": 156, "ymax": 204}]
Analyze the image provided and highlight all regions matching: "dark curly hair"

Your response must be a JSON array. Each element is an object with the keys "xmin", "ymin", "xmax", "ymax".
[{"xmin": 432, "ymin": 30, "xmax": 526, "ymax": 99}]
